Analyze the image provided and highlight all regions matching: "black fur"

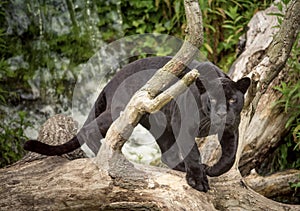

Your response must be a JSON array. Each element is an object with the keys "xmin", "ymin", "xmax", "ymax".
[{"xmin": 24, "ymin": 56, "xmax": 250, "ymax": 192}]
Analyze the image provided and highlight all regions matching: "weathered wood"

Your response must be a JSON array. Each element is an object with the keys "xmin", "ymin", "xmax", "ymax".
[
  {"xmin": 229, "ymin": 0, "xmax": 300, "ymax": 175},
  {"xmin": 18, "ymin": 114, "xmax": 85, "ymax": 164},
  {"xmin": 0, "ymin": 157, "xmax": 215, "ymax": 210},
  {"xmin": 208, "ymin": 169, "xmax": 299, "ymax": 210},
  {"xmin": 1, "ymin": 158, "xmax": 299, "ymax": 210},
  {"xmin": 143, "ymin": 69, "xmax": 200, "ymax": 113},
  {"xmin": 244, "ymin": 169, "xmax": 300, "ymax": 198}
]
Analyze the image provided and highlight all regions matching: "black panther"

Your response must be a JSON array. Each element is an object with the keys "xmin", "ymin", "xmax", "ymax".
[{"xmin": 24, "ymin": 56, "xmax": 250, "ymax": 192}]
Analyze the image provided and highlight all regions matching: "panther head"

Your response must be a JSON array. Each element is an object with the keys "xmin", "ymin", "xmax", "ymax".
[{"xmin": 201, "ymin": 77, "xmax": 250, "ymax": 131}]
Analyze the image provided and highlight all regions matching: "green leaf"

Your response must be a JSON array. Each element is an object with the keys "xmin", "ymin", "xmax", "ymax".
[
  {"xmin": 204, "ymin": 43, "xmax": 213, "ymax": 54},
  {"xmin": 222, "ymin": 24, "xmax": 236, "ymax": 30},
  {"xmin": 268, "ymin": 12, "xmax": 284, "ymax": 18},
  {"xmin": 224, "ymin": 6, "xmax": 239, "ymax": 20}
]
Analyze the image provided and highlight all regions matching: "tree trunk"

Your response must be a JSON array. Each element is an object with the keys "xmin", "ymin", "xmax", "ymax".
[
  {"xmin": 1, "ymin": 0, "xmax": 300, "ymax": 210},
  {"xmin": 1, "ymin": 157, "xmax": 299, "ymax": 210},
  {"xmin": 229, "ymin": 0, "xmax": 300, "ymax": 176},
  {"xmin": 244, "ymin": 169, "xmax": 300, "ymax": 198}
]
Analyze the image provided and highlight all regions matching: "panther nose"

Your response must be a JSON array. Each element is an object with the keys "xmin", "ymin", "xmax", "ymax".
[{"xmin": 217, "ymin": 106, "xmax": 227, "ymax": 118}]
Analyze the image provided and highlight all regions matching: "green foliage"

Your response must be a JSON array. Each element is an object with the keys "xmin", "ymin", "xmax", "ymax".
[
  {"xmin": 0, "ymin": 0, "xmax": 98, "ymax": 100},
  {"xmin": 272, "ymin": 35, "xmax": 300, "ymax": 172},
  {"xmin": 290, "ymin": 177, "xmax": 300, "ymax": 193},
  {"xmin": 198, "ymin": 0, "xmax": 272, "ymax": 70},
  {"xmin": 113, "ymin": 0, "xmax": 271, "ymax": 70},
  {"xmin": 270, "ymin": 0, "xmax": 291, "ymax": 26},
  {"xmin": 0, "ymin": 0, "xmax": 100, "ymax": 167},
  {"xmin": 0, "ymin": 111, "xmax": 31, "ymax": 167},
  {"xmin": 274, "ymin": 80, "xmax": 300, "ymax": 130},
  {"xmin": 269, "ymin": 137, "xmax": 300, "ymax": 172},
  {"xmin": 0, "ymin": 1, "xmax": 14, "ymax": 105},
  {"xmin": 95, "ymin": 0, "xmax": 123, "ymax": 42},
  {"xmin": 118, "ymin": 0, "xmax": 273, "ymax": 71},
  {"xmin": 118, "ymin": 0, "xmax": 186, "ymax": 59},
  {"xmin": 121, "ymin": 0, "xmax": 184, "ymax": 36}
]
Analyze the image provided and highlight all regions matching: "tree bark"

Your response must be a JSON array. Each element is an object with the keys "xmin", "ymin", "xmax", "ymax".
[
  {"xmin": 244, "ymin": 169, "xmax": 300, "ymax": 198},
  {"xmin": 229, "ymin": 0, "xmax": 300, "ymax": 176},
  {"xmin": 1, "ymin": 0, "xmax": 300, "ymax": 210},
  {"xmin": 1, "ymin": 157, "xmax": 299, "ymax": 210}
]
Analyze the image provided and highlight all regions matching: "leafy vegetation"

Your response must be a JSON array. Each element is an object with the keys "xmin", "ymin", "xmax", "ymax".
[
  {"xmin": 198, "ymin": 0, "xmax": 272, "ymax": 70},
  {"xmin": 0, "ymin": 111, "xmax": 31, "ymax": 167},
  {"xmin": 271, "ymin": 34, "xmax": 300, "ymax": 173},
  {"xmin": 0, "ymin": 0, "xmax": 99, "ymax": 167},
  {"xmin": 119, "ymin": 0, "xmax": 273, "ymax": 70}
]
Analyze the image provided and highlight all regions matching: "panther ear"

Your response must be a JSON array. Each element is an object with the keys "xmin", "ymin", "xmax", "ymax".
[{"xmin": 236, "ymin": 77, "xmax": 251, "ymax": 94}]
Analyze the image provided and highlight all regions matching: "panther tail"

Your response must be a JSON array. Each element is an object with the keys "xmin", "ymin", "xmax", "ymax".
[{"xmin": 23, "ymin": 136, "xmax": 80, "ymax": 156}]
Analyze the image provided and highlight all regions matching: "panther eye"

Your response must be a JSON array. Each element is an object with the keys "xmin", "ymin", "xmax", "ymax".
[{"xmin": 229, "ymin": 98, "xmax": 236, "ymax": 104}]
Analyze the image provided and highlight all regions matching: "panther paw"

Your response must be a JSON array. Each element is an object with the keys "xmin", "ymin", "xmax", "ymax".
[{"xmin": 186, "ymin": 165, "xmax": 210, "ymax": 192}]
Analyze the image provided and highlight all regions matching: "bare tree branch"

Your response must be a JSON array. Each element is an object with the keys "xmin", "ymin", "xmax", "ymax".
[
  {"xmin": 143, "ymin": 69, "xmax": 200, "ymax": 113},
  {"xmin": 96, "ymin": 0, "xmax": 203, "ymax": 169},
  {"xmin": 252, "ymin": 0, "xmax": 300, "ymax": 109}
]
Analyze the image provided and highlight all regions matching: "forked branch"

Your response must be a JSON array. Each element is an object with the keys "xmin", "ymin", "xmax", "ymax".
[{"xmin": 96, "ymin": 0, "xmax": 203, "ymax": 168}]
